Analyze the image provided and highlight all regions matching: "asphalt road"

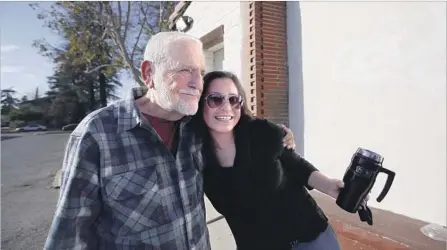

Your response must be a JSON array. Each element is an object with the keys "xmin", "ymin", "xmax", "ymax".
[
  {"xmin": 1, "ymin": 133, "xmax": 70, "ymax": 250},
  {"xmin": 0, "ymin": 132, "xmax": 237, "ymax": 250}
]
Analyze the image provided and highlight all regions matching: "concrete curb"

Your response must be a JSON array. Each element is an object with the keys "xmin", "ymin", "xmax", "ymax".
[
  {"xmin": 207, "ymin": 215, "xmax": 224, "ymax": 225},
  {"xmin": 51, "ymin": 169, "xmax": 61, "ymax": 189},
  {"xmin": 35, "ymin": 131, "xmax": 71, "ymax": 135}
]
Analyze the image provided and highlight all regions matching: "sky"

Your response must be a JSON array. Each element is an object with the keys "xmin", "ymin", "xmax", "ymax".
[{"xmin": 0, "ymin": 2, "xmax": 136, "ymax": 100}]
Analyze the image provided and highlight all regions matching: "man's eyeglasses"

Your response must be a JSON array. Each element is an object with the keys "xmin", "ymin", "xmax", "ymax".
[{"xmin": 204, "ymin": 93, "xmax": 244, "ymax": 109}]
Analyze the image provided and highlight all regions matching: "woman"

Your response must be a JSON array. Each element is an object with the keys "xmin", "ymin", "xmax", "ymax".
[{"xmin": 192, "ymin": 71, "xmax": 344, "ymax": 250}]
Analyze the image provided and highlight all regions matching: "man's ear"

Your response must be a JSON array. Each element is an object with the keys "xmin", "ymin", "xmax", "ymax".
[{"xmin": 141, "ymin": 60, "xmax": 154, "ymax": 88}]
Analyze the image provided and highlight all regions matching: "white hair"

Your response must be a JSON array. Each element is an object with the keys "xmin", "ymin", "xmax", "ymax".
[
  {"xmin": 143, "ymin": 31, "xmax": 202, "ymax": 71},
  {"xmin": 144, "ymin": 32, "xmax": 203, "ymax": 116}
]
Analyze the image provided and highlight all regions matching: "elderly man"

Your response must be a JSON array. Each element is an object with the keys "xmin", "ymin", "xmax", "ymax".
[{"xmin": 44, "ymin": 31, "xmax": 295, "ymax": 250}]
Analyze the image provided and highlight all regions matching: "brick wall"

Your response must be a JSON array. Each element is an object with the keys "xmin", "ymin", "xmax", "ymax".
[{"xmin": 247, "ymin": 1, "xmax": 289, "ymax": 126}]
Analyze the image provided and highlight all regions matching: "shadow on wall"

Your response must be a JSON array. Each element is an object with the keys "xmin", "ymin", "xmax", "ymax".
[{"xmin": 287, "ymin": 2, "xmax": 305, "ymax": 156}]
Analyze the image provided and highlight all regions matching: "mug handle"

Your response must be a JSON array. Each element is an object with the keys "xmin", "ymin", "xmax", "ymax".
[{"xmin": 376, "ymin": 167, "xmax": 395, "ymax": 202}]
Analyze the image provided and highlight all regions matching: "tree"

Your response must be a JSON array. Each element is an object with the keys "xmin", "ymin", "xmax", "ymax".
[
  {"xmin": 43, "ymin": 43, "xmax": 121, "ymax": 126},
  {"xmin": 31, "ymin": 1, "xmax": 124, "ymax": 121},
  {"xmin": 31, "ymin": 1, "xmax": 177, "ymax": 86},
  {"xmin": 9, "ymin": 103, "xmax": 44, "ymax": 124},
  {"xmin": 34, "ymin": 87, "xmax": 39, "ymax": 100},
  {"xmin": 1, "ymin": 88, "xmax": 19, "ymax": 115}
]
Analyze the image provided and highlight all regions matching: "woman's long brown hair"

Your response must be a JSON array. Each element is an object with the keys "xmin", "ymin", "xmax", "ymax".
[{"xmin": 191, "ymin": 70, "xmax": 255, "ymax": 160}]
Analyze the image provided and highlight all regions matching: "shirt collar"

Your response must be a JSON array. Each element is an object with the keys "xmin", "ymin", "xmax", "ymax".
[{"xmin": 116, "ymin": 86, "xmax": 193, "ymax": 134}]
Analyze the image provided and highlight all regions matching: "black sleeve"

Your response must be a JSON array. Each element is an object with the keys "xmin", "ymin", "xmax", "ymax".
[
  {"xmin": 250, "ymin": 118, "xmax": 319, "ymax": 190},
  {"xmin": 279, "ymin": 148, "xmax": 319, "ymax": 190}
]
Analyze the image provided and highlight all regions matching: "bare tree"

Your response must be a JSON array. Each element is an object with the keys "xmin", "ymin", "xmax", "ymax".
[{"xmin": 31, "ymin": 1, "xmax": 176, "ymax": 86}]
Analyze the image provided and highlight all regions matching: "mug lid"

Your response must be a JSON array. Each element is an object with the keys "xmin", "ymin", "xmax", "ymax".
[{"xmin": 356, "ymin": 147, "xmax": 384, "ymax": 163}]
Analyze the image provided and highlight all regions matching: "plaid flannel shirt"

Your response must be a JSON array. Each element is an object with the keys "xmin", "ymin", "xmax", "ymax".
[{"xmin": 44, "ymin": 87, "xmax": 210, "ymax": 250}]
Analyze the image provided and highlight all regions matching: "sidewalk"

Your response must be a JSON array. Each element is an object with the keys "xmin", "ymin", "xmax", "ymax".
[
  {"xmin": 205, "ymin": 192, "xmax": 446, "ymax": 250},
  {"xmin": 205, "ymin": 197, "xmax": 236, "ymax": 250}
]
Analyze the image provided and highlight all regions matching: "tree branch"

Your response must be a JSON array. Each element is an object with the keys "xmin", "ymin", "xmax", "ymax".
[
  {"xmin": 117, "ymin": 1, "xmax": 122, "ymax": 28},
  {"xmin": 122, "ymin": 1, "xmax": 131, "ymax": 41},
  {"xmin": 97, "ymin": 3, "xmax": 109, "ymax": 40},
  {"xmin": 140, "ymin": 3, "xmax": 156, "ymax": 35},
  {"xmin": 131, "ymin": 4, "xmax": 149, "ymax": 63},
  {"xmin": 108, "ymin": 18, "xmax": 143, "ymax": 85},
  {"xmin": 84, "ymin": 63, "xmax": 122, "ymax": 74},
  {"xmin": 159, "ymin": 2, "xmax": 163, "ymax": 30}
]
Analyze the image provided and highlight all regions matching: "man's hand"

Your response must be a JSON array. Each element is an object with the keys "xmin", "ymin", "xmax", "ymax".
[{"xmin": 279, "ymin": 124, "xmax": 296, "ymax": 150}]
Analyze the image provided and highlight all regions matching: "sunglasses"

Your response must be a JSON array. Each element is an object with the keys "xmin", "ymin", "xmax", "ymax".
[{"xmin": 204, "ymin": 93, "xmax": 244, "ymax": 109}]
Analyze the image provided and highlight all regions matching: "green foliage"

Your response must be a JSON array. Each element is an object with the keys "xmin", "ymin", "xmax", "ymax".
[
  {"xmin": 1, "ymin": 88, "xmax": 19, "ymax": 115},
  {"xmin": 10, "ymin": 120, "xmax": 26, "ymax": 129},
  {"xmin": 9, "ymin": 104, "xmax": 44, "ymax": 124}
]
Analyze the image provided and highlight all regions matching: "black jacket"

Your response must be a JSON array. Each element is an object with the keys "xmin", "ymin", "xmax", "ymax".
[{"xmin": 203, "ymin": 118, "xmax": 329, "ymax": 250}]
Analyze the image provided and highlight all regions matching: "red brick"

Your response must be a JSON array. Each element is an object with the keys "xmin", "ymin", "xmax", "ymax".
[
  {"xmin": 261, "ymin": 20, "xmax": 286, "ymax": 28},
  {"xmin": 261, "ymin": 34, "xmax": 286, "ymax": 42},
  {"xmin": 261, "ymin": 3, "xmax": 286, "ymax": 11},
  {"xmin": 262, "ymin": 67, "xmax": 285, "ymax": 73},
  {"xmin": 262, "ymin": 52, "xmax": 287, "ymax": 57},
  {"xmin": 261, "ymin": 27, "xmax": 286, "ymax": 35},
  {"xmin": 263, "ymin": 66, "xmax": 287, "ymax": 72},
  {"xmin": 245, "ymin": 1, "xmax": 288, "ymax": 122},
  {"xmin": 262, "ymin": 12, "xmax": 286, "ymax": 20},
  {"xmin": 263, "ymin": 78, "xmax": 287, "ymax": 83}
]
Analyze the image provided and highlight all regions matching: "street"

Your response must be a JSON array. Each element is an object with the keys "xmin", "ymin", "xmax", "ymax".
[
  {"xmin": 0, "ymin": 132, "xmax": 236, "ymax": 250},
  {"xmin": 1, "ymin": 133, "xmax": 69, "ymax": 250}
]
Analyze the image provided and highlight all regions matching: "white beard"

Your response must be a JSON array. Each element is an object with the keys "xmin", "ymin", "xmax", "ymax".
[
  {"xmin": 175, "ymin": 98, "xmax": 199, "ymax": 115},
  {"xmin": 153, "ymin": 73, "xmax": 199, "ymax": 116}
]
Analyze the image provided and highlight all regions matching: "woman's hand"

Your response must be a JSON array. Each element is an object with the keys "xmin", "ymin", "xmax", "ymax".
[
  {"xmin": 325, "ymin": 178, "xmax": 371, "ymax": 208},
  {"xmin": 309, "ymin": 171, "xmax": 341, "ymax": 198},
  {"xmin": 279, "ymin": 124, "xmax": 296, "ymax": 150},
  {"xmin": 309, "ymin": 172, "xmax": 371, "ymax": 209},
  {"xmin": 325, "ymin": 178, "xmax": 345, "ymax": 200}
]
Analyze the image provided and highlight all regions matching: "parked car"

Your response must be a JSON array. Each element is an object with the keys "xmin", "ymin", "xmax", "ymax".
[
  {"xmin": 62, "ymin": 123, "xmax": 78, "ymax": 131},
  {"xmin": 15, "ymin": 124, "xmax": 47, "ymax": 132}
]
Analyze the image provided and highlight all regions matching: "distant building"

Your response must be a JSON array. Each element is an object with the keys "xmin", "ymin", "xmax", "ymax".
[{"xmin": 19, "ymin": 96, "xmax": 52, "ymax": 113}]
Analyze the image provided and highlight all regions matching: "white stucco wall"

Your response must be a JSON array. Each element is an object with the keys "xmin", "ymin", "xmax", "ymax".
[
  {"xmin": 182, "ymin": 2, "xmax": 243, "ymax": 79},
  {"xmin": 287, "ymin": 2, "xmax": 446, "ymax": 226}
]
